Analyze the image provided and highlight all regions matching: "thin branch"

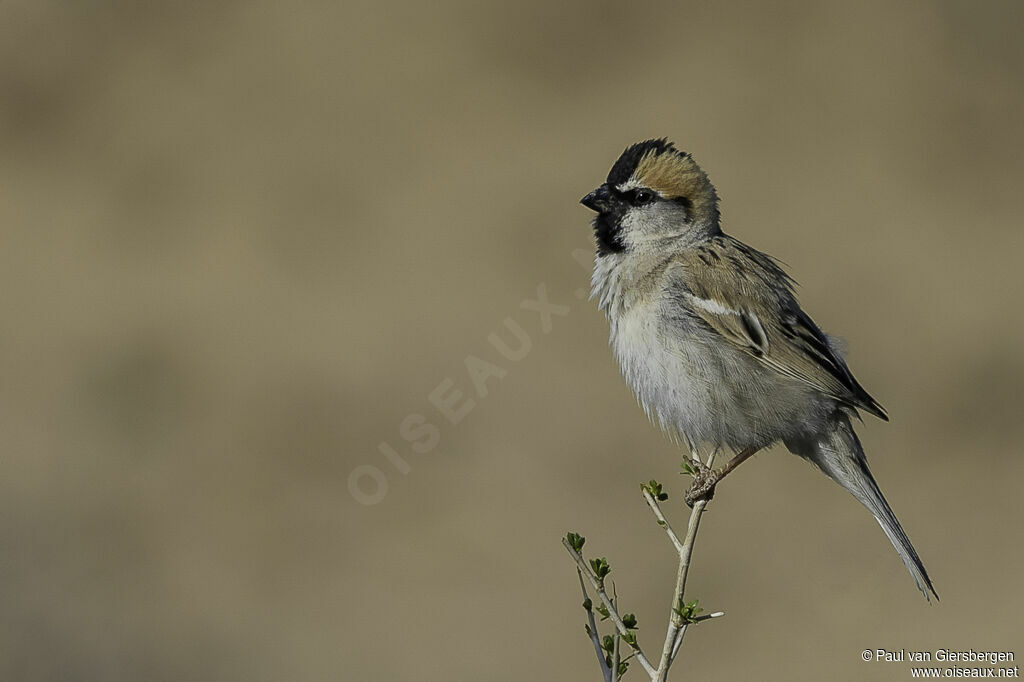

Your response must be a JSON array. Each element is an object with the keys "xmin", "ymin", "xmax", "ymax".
[
  {"xmin": 611, "ymin": 627, "xmax": 621, "ymax": 682},
  {"xmin": 655, "ymin": 497, "xmax": 708, "ymax": 679},
  {"xmin": 566, "ymin": 448, "xmax": 727, "ymax": 681},
  {"xmin": 670, "ymin": 624, "xmax": 686, "ymax": 660},
  {"xmin": 576, "ymin": 569, "xmax": 612, "ymax": 682},
  {"xmin": 655, "ymin": 449, "xmax": 718, "ymax": 680},
  {"xmin": 641, "ymin": 490, "xmax": 685, "ymax": 555},
  {"xmin": 562, "ymin": 539, "xmax": 658, "ymax": 679},
  {"xmin": 611, "ymin": 584, "xmax": 621, "ymax": 682},
  {"xmin": 669, "ymin": 611, "xmax": 724, "ymax": 659}
]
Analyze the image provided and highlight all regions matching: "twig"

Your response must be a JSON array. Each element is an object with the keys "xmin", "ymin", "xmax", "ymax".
[
  {"xmin": 641, "ymin": 490, "xmax": 685, "ymax": 555},
  {"xmin": 576, "ymin": 569, "xmax": 612, "ymax": 682},
  {"xmin": 654, "ymin": 449, "xmax": 717, "ymax": 681},
  {"xmin": 670, "ymin": 624, "xmax": 686, "ymax": 660},
  {"xmin": 562, "ymin": 539, "xmax": 658, "ymax": 679},
  {"xmin": 566, "ymin": 448, "xmax": 726, "ymax": 680},
  {"xmin": 669, "ymin": 610, "xmax": 724, "ymax": 659},
  {"xmin": 611, "ymin": 625, "xmax": 621, "ymax": 682},
  {"xmin": 611, "ymin": 584, "xmax": 621, "ymax": 682}
]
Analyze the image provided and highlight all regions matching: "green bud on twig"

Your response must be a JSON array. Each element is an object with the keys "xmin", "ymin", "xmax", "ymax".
[
  {"xmin": 673, "ymin": 597, "xmax": 705, "ymax": 623},
  {"xmin": 602, "ymin": 635, "xmax": 615, "ymax": 653},
  {"xmin": 590, "ymin": 557, "xmax": 611, "ymax": 579},
  {"xmin": 640, "ymin": 479, "xmax": 669, "ymax": 501}
]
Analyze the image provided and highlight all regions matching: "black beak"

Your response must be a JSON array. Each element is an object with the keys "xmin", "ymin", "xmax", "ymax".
[{"xmin": 580, "ymin": 184, "xmax": 612, "ymax": 212}]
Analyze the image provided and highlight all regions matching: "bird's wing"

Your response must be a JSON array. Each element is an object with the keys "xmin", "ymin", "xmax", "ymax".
[{"xmin": 672, "ymin": 236, "xmax": 888, "ymax": 420}]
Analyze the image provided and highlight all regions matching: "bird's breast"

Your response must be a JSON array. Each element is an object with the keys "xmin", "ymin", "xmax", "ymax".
[{"xmin": 609, "ymin": 300, "xmax": 718, "ymax": 443}]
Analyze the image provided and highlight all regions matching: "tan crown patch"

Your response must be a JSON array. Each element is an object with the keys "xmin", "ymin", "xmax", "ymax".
[
  {"xmin": 634, "ymin": 150, "xmax": 702, "ymax": 199},
  {"xmin": 633, "ymin": 149, "xmax": 718, "ymax": 223}
]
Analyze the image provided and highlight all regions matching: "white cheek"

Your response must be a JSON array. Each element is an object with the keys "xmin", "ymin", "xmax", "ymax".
[
  {"xmin": 618, "ymin": 209, "xmax": 644, "ymax": 247},
  {"xmin": 620, "ymin": 204, "xmax": 688, "ymax": 248}
]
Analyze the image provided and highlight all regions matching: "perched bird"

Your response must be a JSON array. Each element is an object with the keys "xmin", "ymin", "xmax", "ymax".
[{"xmin": 581, "ymin": 138, "xmax": 936, "ymax": 600}]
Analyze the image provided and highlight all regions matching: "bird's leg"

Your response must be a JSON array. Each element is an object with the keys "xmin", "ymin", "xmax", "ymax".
[
  {"xmin": 716, "ymin": 445, "xmax": 759, "ymax": 479},
  {"xmin": 684, "ymin": 446, "xmax": 760, "ymax": 508}
]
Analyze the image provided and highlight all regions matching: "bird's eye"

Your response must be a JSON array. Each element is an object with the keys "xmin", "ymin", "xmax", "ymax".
[{"xmin": 633, "ymin": 189, "xmax": 655, "ymax": 205}]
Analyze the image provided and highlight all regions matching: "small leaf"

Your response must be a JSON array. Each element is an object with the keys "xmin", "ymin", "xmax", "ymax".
[
  {"xmin": 622, "ymin": 631, "xmax": 637, "ymax": 647},
  {"xmin": 596, "ymin": 604, "xmax": 610, "ymax": 620},
  {"xmin": 641, "ymin": 479, "xmax": 665, "ymax": 499},
  {"xmin": 617, "ymin": 660, "xmax": 630, "ymax": 676},
  {"xmin": 621, "ymin": 613, "xmax": 637, "ymax": 629},
  {"xmin": 566, "ymin": 532, "xmax": 586, "ymax": 552},
  {"xmin": 590, "ymin": 557, "xmax": 611, "ymax": 579},
  {"xmin": 602, "ymin": 635, "xmax": 615, "ymax": 653},
  {"xmin": 582, "ymin": 597, "xmax": 592, "ymax": 611},
  {"xmin": 674, "ymin": 597, "xmax": 704, "ymax": 623}
]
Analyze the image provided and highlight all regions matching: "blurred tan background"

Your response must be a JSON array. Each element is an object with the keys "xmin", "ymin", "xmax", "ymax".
[{"xmin": 1, "ymin": 1, "xmax": 1022, "ymax": 680}]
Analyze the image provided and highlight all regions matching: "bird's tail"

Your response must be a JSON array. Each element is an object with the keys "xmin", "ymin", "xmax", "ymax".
[{"xmin": 786, "ymin": 414, "xmax": 937, "ymax": 601}]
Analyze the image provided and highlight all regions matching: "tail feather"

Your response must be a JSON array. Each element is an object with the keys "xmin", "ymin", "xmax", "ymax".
[{"xmin": 787, "ymin": 414, "xmax": 937, "ymax": 601}]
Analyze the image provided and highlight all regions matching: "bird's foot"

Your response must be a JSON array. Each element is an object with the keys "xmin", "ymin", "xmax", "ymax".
[{"xmin": 684, "ymin": 459, "xmax": 719, "ymax": 508}]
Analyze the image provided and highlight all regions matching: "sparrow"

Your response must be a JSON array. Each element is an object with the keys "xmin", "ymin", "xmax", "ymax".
[{"xmin": 581, "ymin": 138, "xmax": 936, "ymax": 600}]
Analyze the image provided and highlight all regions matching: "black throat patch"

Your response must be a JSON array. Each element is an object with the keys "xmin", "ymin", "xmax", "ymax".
[{"xmin": 593, "ymin": 206, "xmax": 626, "ymax": 255}]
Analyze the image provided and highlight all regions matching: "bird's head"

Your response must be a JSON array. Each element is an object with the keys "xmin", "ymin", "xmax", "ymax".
[{"xmin": 581, "ymin": 139, "xmax": 720, "ymax": 255}]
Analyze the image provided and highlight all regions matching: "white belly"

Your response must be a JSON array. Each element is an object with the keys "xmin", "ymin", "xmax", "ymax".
[
  {"xmin": 610, "ymin": 301, "xmax": 719, "ymax": 445},
  {"xmin": 610, "ymin": 301, "xmax": 826, "ymax": 450}
]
